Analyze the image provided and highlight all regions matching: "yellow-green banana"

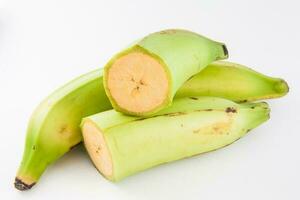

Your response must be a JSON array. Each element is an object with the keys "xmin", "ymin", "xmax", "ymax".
[
  {"xmin": 15, "ymin": 69, "xmax": 111, "ymax": 190},
  {"xmin": 15, "ymin": 61, "xmax": 288, "ymax": 190},
  {"xmin": 81, "ymin": 97, "xmax": 270, "ymax": 181},
  {"xmin": 103, "ymin": 29, "xmax": 228, "ymax": 116},
  {"xmin": 176, "ymin": 61, "xmax": 289, "ymax": 102}
]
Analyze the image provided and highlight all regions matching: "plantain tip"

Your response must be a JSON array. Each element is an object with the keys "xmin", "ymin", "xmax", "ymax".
[
  {"xmin": 222, "ymin": 44, "xmax": 229, "ymax": 58},
  {"xmin": 256, "ymin": 101, "xmax": 269, "ymax": 109},
  {"xmin": 14, "ymin": 177, "xmax": 35, "ymax": 191},
  {"xmin": 275, "ymin": 79, "xmax": 289, "ymax": 95}
]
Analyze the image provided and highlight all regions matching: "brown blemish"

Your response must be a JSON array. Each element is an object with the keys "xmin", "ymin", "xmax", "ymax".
[
  {"xmin": 159, "ymin": 29, "xmax": 177, "ymax": 35},
  {"xmin": 135, "ymin": 118, "xmax": 147, "ymax": 121},
  {"xmin": 180, "ymin": 124, "xmax": 184, "ymax": 127},
  {"xmin": 164, "ymin": 112, "xmax": 186, "ymax": 117},
  {"xmin": 189, "ymin": 97, "xmax": 199, "ymax": 100},
  {"xmin": 193, "ymin": 120, "xmax": 232, "ymax": 135},
  {"xmin": 239, "ymin": 100, "xmax": 248, "ymax": 103},
  {"xmin": 225, "ymin": 107, "xmax": 237, "ymax": 113},
  {"xmin": 59, "ymin": 125, "xmax": 68, "ymax": 134},
  {"xmin": 14, "ymin": 177, "xmax": 36, "ymax": 191},
  {"xmin": 32, "ymin": 145, "xmax": 36, "ymax": 150},
  {"xmin": 195, "ymin": 109, "xmax": 213, "ymax": 112},
  {"xmin": 213, "ymin": 122, "xmax": 231, "ymax": 134},
  {"xmin": 213, "ymin": 126, "xmax": 222, "ymax": 133},
  {"xmin": 59, "ymin": 125, "xmax": 73, "ymax": 139}
]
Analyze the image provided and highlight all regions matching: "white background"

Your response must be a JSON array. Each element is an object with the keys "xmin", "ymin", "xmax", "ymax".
[{"xmin": 1, "ymin": 0, "xmax": 299, "ymax": 199}]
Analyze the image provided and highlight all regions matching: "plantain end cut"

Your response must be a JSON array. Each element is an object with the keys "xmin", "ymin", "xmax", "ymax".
[
  {"xmin": 104, "ymin": 29, "xmax": 228, "ymax": 116},
  {"xmin": 106, "ymin": 51, "xmax": 170, "ymax": 115},
  {"xmin": 82, "ymin": 97, "xmax": 270, "ymax": 181},
  {"xmin": 82, "ymin": 121, "xmax": 113, "ymax": 180},
  {"xmin": 14, "ymin": 177, "xmax": 36, "ymax": 191}
]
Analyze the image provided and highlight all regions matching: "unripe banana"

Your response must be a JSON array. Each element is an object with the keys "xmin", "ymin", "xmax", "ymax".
[
  {"xmin": 103, "ymin": 29, "xmax": 228, "ymax": 116},
  {"xmin": 81, "ymin": 97, "xmax": 270, "ymax": 181},
  {"xmin": 15, "ymin": 61, "xmax": 288, "ymax": 190},
  {"xmin": 15, "ymin": 69, "xmax": 111, "ymax": 190},
  {"xmin": 176, "ymin": 61, "xmax": 289, "ymax": 102}
]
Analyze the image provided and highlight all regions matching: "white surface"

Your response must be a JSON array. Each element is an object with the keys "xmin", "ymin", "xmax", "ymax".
[{"xmin": 1, "ymin": 0, "xmax": 299, "ymax": 199}]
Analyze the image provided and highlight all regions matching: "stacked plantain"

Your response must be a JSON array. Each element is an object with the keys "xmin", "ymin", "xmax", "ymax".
[{"xmin": 15, "ymin": 29, "xmax": 289, "ymax": 190}]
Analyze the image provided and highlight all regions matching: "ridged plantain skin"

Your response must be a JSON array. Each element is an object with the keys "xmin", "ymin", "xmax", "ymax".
[
  {"xmin": 15, "ymin": 61, "xmax": 288, "ymax": 190},
  {"xmin": 81, "ymin": 97, "xmax": 270, "ymax": 181}
]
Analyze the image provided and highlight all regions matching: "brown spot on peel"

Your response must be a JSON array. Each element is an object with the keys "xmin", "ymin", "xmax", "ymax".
[
  {"xmin": 135, "ymin": 118, "xmax": 147, "ymax": 121},
  {"xmin": 189, "ymin": 97, "xmax": 199, "ymax": 100},
  {"xmin": 164, "ymin": 112, "xmax": 186, "ymax": 117},
  {"xmin": 195, "ymin": 109, "xmax": 213, "ymax": 112},
  {"xmin": 159, "ymin": 29, "xmax": 178, "ymax": 35},
  {"xmin": 225, "ymin": 107, "xmax": 237, "ymax": 113},
  {"xmin": 59, "ymin": 125, "xmax": 68, "ymax": 134}
]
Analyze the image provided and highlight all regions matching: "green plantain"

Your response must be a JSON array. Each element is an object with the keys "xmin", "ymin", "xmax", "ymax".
[{"xmin": 15, "ymin": 61, "xmax": 288, "ymax": 190}]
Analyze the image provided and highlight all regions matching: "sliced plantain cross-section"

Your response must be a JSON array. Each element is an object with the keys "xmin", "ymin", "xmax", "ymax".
[
  {"xmin": 103, "ymin": 29, "xmax": 228, "ymax": 116},
  {"xmin": 81, "ymin": 97, "xmax": 270, "ymax": 181}
]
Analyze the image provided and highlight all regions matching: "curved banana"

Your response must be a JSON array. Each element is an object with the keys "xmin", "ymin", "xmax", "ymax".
[
  {"xmin": 15, "ymin": 61, "xmax": 288, "ymax": 190},
  {"xmin": 103, "ymin": 29, "xmax": 228, "ymax": 116},
  {"xmin": 81, "ymin": 97, "xmax": 270, "ymax": 181},
  {"xmin": 176, "ymin": 61, "xmax": 289, "ymax": 102},
  {"xmin": 15, "ymin": 69, "xmax": 111, "ymax": 190}
]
